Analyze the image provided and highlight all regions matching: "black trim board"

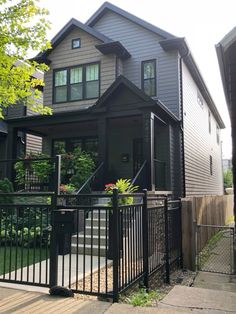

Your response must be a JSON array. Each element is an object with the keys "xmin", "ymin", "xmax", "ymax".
[{"xmin": 86, "ymin": 1, "xmax": 176, "ymax": 40}]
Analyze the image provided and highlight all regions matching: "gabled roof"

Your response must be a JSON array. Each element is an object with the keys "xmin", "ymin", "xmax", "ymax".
[
  {"xmin": 216, "ymin": 27, "xmax": 236, "ymax": 112},
  {"xmin": 160, "ymin": 37, "xmax": 225, "ymax": 129},
  {"xmin": 86, "ymin": 1, "xmax": 176, "ymax": 40},
  {"xmin": 33, "ymin": 18, "xmax": 113, "ymax": 62},
  {"xmin": 92, "ymin": 75, "xmax": 179, "ymax": 122}
]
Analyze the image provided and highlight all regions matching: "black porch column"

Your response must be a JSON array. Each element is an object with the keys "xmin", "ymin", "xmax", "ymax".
[
  {"xmin": 7, "ymin": 126, "xmax": 18, "ymax": 160},
  {"xmin": 98, "ymin": 118, "xmax": 108, "ymax": 189},
  {"xmin": 142, "ymin": 112, "xmax": 155, "ymax": 191}
]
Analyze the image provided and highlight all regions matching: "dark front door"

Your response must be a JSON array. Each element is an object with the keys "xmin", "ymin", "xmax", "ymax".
[{"xmin": 133, "ymin": 138, "xmax": 143, "ymax": 176}]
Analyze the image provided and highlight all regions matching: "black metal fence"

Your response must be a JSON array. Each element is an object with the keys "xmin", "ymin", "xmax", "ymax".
[
  {"xmin": 48, "ymin": 190, "xmax": 182, "ymax": 301},
  {"xmin": 0, "ymin": 157, "xmax": 182, "ymax": 301}
]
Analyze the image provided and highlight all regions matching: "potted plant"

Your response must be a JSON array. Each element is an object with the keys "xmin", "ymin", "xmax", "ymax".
[{"xmin": 105, "ymin": 179, "xmax": 138, "ymax": 259}]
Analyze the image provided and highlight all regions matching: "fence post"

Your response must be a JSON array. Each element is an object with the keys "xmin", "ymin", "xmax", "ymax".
[
  {"xmin": 112, "ymin": 188, "xmax": 119, "ymax": 302},
  {"xmin": 179, "ymin": 199, "xmax": 183, "ymax": 269},
  {"xmin": 164, "ymin": 197, "xmax": 170, "ymax": 284},
  {"xmin": 49, "ymin": 155, "xmax": 60, "ymax": 288},
  {"xmin": 142, "ymin": 189, "xmax": 149, "ymax": 290}
]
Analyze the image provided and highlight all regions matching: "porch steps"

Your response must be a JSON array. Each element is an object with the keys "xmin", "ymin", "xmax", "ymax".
[{"xmin": 71, "ymin": 209, "xmax": 108, "ymax": 256}]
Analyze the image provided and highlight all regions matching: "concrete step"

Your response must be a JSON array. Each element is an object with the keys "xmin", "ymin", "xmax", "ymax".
[
  {"xmin": 71, "ymin": 234, "xmax": 107, "ymax": 246},
  {"xmin": 88, "ymin": 210, "xmax": 108, "ymax": 220},
  {"xmin": 81, "ymin": 225, "xmax": 107, "ymax": 236},
  {"xmin": 71, "ymin": 243, "xmax": 107, "ymax": 256},
  {"xmin": 85, "ymin": 218, "xmax": 107, "ymax": 228}
]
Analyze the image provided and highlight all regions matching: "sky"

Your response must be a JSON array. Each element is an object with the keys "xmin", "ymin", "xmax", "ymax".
[{"xmin": 40, "ymin": 0, "xmax": 236, "ymax": 159}]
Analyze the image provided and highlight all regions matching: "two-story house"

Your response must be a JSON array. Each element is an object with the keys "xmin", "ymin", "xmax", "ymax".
[{"xmin": 5, "ymin": 2, "xmax": 225, "ymax": 197}]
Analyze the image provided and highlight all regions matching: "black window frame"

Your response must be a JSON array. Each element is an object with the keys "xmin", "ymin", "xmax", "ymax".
[
  {"xmin": 53, "ymin": 62, "xmax": 100, "ymax": 104},
  {"xmin": 216, "ymin": 125, "xmax": 220, "ymax": 144},
  {"xmin": 141, "ymin": 59, "xmax": 157, "ymax": 97},
  {"xmin": 72, "ymin": 38, "xmax": 81, "ymax": 49},
  {"xmin": 208, "ymin": 110, "xmax": 211, "ymax": 134},
  {"xmin": 197, "ymin": 91, "xmax": 203, "ymax": 108},
  {"xmin": 210, "ymin": 155, "xmax": 213, "ymax": 175}
]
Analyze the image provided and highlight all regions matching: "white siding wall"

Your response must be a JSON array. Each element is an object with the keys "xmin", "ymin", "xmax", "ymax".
[{"xmin": 182, "ymin": 61, "xmax": 223, "ymax": 196}]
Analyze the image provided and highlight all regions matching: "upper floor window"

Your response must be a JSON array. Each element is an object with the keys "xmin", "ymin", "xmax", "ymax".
[
  {"xmin": 197, "ymin": 91, "xmax": 203, "ymax": 108},
  {"xmin": 142, "ymin": 60, "xmax": 156, "ymax": 96},
  {"xmin": 72, "ymin": 38, "xmax": 81, "ymax": 49},
  {"xmin": 216, "ymin": 125, "xmax": 220, "ymax": 144},
  {"xmin": 210, "ymin": 155, "xmax": 213, "ymax": 175},
  {"xmin": 208, "ymin": 110, "xmax": 211, "ymax": 134},
  {"xmin": 53, "ymin": 63, "xmax": 100, "ymax": 103}
]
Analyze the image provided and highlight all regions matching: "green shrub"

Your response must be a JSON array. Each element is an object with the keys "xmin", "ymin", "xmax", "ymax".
[{"xmin": 105, "ymin": 178, "xmax": 138, "ymax": 205}]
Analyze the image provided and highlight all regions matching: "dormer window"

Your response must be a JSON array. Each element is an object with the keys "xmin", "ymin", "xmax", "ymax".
[
  {"xmin": 142, "ymin": 60, "xmax": 156, "ymax": 96},
  {"xmin": 53, "ymin": 63, "xmax": 100, "ymax": 103},
  {"xmin": 72, "ymin": 38, "xmax": 81, "ymax": 49}
]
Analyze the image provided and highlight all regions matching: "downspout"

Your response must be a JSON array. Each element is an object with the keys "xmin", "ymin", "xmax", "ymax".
[{"xmin": 179, "ymin": 48, "xmax": 190, "ymax": 198}]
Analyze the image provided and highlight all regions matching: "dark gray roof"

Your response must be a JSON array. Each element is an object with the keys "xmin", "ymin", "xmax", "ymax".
[
  {"xmin": 33, "ymin": 18, "xmax": 113, "ymax": 61},
  {"xmin": 216, "ymin": 26, "xmax": 236, "ymax": 112},
  {"xmin": 160, "ymin": 38, "xmax": 225, "ymax": 129},
  {"xmin": 93, "ymin": 75, "xmax": 179, "ymax": 122},
  {"xmin": 86, "ymin": 1, "xmax": 176, "ymax": 40}
]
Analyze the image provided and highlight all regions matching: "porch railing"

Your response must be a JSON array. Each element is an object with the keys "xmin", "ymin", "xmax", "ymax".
[
  {"xmin": 76, "ymin": 161, "xmax": 104, "ymax": 194},
  {"xmin": 131, "ymin": 160, "xmax": 147, "ymax": 189},
  {"xmin": 154, "ymin": 159, "xmax": 166, "ymax": 190}
]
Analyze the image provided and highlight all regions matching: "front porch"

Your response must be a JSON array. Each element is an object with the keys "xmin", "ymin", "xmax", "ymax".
[{"xmin": 6, "ymin": 76, "xmax": 182, "ymax": 195}]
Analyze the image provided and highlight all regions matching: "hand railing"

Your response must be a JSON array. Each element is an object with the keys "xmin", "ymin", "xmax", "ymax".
[
  {"xmin": 76, "ymin": 162, "xmax": 104, "ymax": 194},
  {"xmin": 131, "ymin": 160, "xmax": 147, "ymax": 187}
]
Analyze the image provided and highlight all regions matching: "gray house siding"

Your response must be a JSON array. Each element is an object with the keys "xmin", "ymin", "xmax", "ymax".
[
  {"xmin": 44, "ymin": 27, "xmax": 116, "ymax": 112},
  {"xmin": 182, "ymin": 61, "xmax": 223, "ymax": 196},
  {"xmin": 92, "ymin": 10, "xmax": 180, "ymax": 118}
]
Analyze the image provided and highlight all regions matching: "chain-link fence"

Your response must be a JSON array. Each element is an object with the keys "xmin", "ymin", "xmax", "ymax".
[{"xmin": 196, "ymin": 224, "xmax": 235, "ymax": 275}]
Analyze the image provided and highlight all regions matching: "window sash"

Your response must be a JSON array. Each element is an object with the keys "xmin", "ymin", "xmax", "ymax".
[
  {"xmin": 53, "ymin": 63, "xmax": 99, "ymax": 103},
  {"xmin": 55, "ymin": 70, "xmax": 67, "ymax": 87},
  {"xmin": 142, "ymin": 60, "xmax": 156, "ymax": 97}
]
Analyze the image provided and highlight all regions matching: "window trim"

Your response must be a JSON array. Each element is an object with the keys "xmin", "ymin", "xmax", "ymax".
[
  {"xmin": 53, "ymin": 62, "xmax": 100, "ymax": 104},
  {"xmin": 208, "ymin": 110, "xmax": 211, "ymax": 134},
  {"xmin": 210, "ymin": 155, "xmax": 213, "ymax": 175},
  {"xmin": 141, "ymin": 59, "xmax": 157, "ymax": 97},
  {"xmin": 216, "ymin": 125, "xmax": 220, "ymax": 144},
  {"xmin": 72, "ymin": 38, "xmax": 81, "ymax": 49}
]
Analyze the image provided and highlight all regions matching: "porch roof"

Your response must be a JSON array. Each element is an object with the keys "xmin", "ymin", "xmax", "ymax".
[{"xmin": 6, "ymin": 75, "xmax": 179, "ymax": 135}]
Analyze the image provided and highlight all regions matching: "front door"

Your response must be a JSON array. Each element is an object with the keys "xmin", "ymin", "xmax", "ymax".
[{"xmin": 133, "ymin": 138, "xmax": 143, "ymax": 176}]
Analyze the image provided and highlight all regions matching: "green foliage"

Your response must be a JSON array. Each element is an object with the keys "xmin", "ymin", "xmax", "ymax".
[
  {"xmin": 0, "ymin": 0, "xmax": 52, "ymax": 118},
  {"xmin": 224, "ymin": 169, "xmax": 233, "ymax": 189},
  {"xmin": 105, "ymin": 178, "xmax": 138, "ymax": 205},
  {"xmin": 125, "ymin": 289, "xmax": 162, "ymax": 307},
  {"xmin": 61, "ymin": 147, "xmax": 95, "ymax": 190},
  {"xmin": 0, "ymin": 178, "xmax": 14, "ymax": 204},
  {"xmin": 14, "ymin": 152, "xmax": 53, "ymax": 184}
]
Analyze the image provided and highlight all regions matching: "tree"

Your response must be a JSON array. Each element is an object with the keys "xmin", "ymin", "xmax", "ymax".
[
  {"xmin": 0, "ymin": 0, "xmax": 52, "ymax": 118},
  {"xmin": 224, "ymin": 168, "xmax": 233, "ymax": 189}
]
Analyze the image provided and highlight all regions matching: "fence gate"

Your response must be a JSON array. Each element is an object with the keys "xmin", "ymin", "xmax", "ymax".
[{"xmin": 196, "ymin": 224, "xmax": 235, "ymax": 275}]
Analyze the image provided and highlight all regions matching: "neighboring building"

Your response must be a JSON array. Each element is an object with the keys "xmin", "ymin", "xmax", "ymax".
[
  {"xmin": 5, "ymin": 2, "xmax": 224, "ymax": 197},
  {"xmin": 223, "ymin": 159, "xmax": 232, "ymax": 172},
  {"xmin": 216, "ymin": 27, "xmax": 236, "ymax": 217},
  {"xmin": 0, "ymin": 64, "xmax": 43, "ymax": 161}
]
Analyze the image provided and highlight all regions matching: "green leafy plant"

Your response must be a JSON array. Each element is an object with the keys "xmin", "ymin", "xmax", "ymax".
[
  {"xmin": 0, "ymin": 178, "xmax": 14, "ymax": 204},
  {"xmin": 105, "ymin": 178, "xmax": 138, "ymax": 205},
  {"xmin": 224, "ymin": 169, "xmax": 233, "ymax": 189},
  {"xmin": 125, "ymin": 289, "xmax": 162, "ymax": 307},
  {"xmin": 14, "ymin": 152, "xmax": 53, "ymax": 184},
  {"xmin": 60, "ymin": 147, "xmax": 95, "ymax": 190}
]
